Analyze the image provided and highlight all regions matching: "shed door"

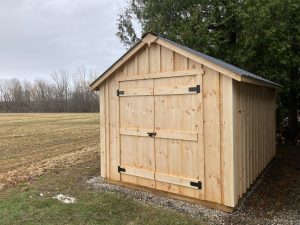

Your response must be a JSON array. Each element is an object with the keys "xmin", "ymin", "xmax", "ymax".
[
  {"xmin": 119, "ymin": 79, "xmax": 156, "ymax": 188},
  {"xmin": 118, "ymin": 74, "xmax": 204, "ymax": 197},
  {"xmin": 154, "ymin": 75, "xmax": 204, "ymax": 198}
]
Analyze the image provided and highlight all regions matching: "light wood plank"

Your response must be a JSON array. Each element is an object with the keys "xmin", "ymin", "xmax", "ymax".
[
  {"xmin": 108, "ymin": 77, "xmax": 120, "ymax": 181},
  {"xmin": 154, "ymin": 85, "xmax": 199, "ymax": 96},
  {"xmin": 189, "ymin": 59, "xmax": 205, "ymax": 200},
  {"xmin": 220, "ymin": 75, "xmax": 236, "ymax": 207},
  {"xmin": 160, "ymin": 46, "xmax": 174, "ymax": 72},
  {"xmin": 119, "ymin": 78, "xmax": 155, "ymax": 188},
  {"xmin": 174, "ymin": 52, "xmax": 188, "ymax": 71},
  {"xmin": 155, "ymin": 173, "xmax": 201, "ymax": 189},
  {"xmin": 154, "ymin": 73, "xmax": 203, "ymax": 199},
  {"xmin": 155, "ymin": 130, "xmax": 198, "ymax": 142},
  {"xmin": 117, "ymin": 69, "xmax": 204, "ymax": 82},
  {"xmin": 121, "ymin": 166, "xmax": 155, "ymax": 180},
  {"xmin": 119, "ymin": 87, "xmax": 153, "ymax": 96},
  {"xmin": 120, "ymin": 127, "xmax": 151, "ymax": 137},
  {"xmin": 137, "ymin": 46, "xmax": 148, "ymax": 75},
  {"xmin": 100, "ymin": 85, "xmax": 106, "ymax": 178},
  {"xmin": 203, "ymin": 66, "xmax": 222, "ymax": 203},
  {"xmin": 156, "ymin": 38, "xmax": 242, "ymax": 82},
  {"xmin": 149, "ymin": 43, "xmax": 160, "ymax": 73},
  {"xmin": 105, "ymin": 81, "xmax": 110, "ymax": 178}
]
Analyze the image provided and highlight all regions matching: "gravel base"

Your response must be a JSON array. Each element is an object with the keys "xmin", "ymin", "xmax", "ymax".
[
  {"xmin": 87, "ymin": 147, "xmax": 300, "ymax": 225},
  {"xmin": 87, "ymin": 176, "xmax": 227, "ymax": 224}
]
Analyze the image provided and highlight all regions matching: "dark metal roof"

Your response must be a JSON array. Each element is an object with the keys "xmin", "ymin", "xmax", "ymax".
[
  {"xmin": 90, "ymin": 33, "xmax": 281, "ymax": 88},
  {"xmin": 158, "ymin": 35, "xmax": 281, "ymax": 87}
]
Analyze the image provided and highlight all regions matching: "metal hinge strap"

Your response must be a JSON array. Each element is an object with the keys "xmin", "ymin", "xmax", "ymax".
[
  {"xmin": 117, "ymin": 90, "xmax": 124, "ymax": 96},
  {"xmin": 190, "ymin": 181, "xmax": 202, "ymax": 189},
  {"xmin": 118, "ymin": 166, "xmax": 126, "ymax": 173},
  {"xmin": 189, "ymin": 85, "xmax": 200, "ymax": 93}
]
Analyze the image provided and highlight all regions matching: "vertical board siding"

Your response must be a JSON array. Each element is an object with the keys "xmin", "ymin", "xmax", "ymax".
[
  {"xmin": 174, "ymin": 52, "xmax": 188, "ymax": 71},
  {"xmin": 105, "ymin": 81, "xmax": 110, "ymax": 178},
  {"xmin": 100, "ymin": 84, "xmax": 106, "ymax": 178},
  {"xmin": 232, "ymin": 80, "xmax": 240, "ymax": 201},
  {"xmin": 189, "ymin": 59, "xmax": 205, "ymax": 200},
  {"xmin": 108, "ymin": 73, "xmax": 120, "ymax": 180},
  {"xmin": 160, "ymin": 46, "xmax": 174, "ymax": 72},
  {"xmin": 203, "ymin": 66, "xmax": 221, "ymax": 203},
  {"xmin": 149, "ymin": 43, "xmax": 161, "ymax": 73},
  {"xmin": 220, "ymin": 75, "xmax": 236, "ymax": 207},
  {"xmin": 99, "ymin": 41, "xmax": 276, "ymax": 209},
  {"xmin": 137, "ymin": 46, "xmax": 148, "ymax": 75},
  {"xmin": 233, "ymin": 82, "xmax": 276, "ymax": 197}
]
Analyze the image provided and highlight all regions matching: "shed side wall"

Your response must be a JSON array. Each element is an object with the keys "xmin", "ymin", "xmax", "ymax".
[{"xmin": 233, "ymin": 81, "xmax": 276, "ymax": 199}]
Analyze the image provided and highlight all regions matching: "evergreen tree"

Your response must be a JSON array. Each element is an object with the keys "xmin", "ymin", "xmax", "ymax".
[{"xmin": 117, "ymin": 0, "xmax": 300, "ymax": 142}]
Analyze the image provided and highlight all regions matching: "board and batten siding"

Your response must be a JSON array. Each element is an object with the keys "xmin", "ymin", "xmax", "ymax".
[
  {"xmin": 98, "ymin": 42, "xmax": 276, "ymax": 210},
  {"xmin": 99, "ymin": 43, "xmax": 238, "ymax": 208},
  {"xmin": 233, "ymin": 81, "xmax": 276, "ymax": 201}
]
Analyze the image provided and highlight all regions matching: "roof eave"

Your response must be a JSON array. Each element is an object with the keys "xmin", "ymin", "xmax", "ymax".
[{"xmin": 241, "ymin": 76, "xmax": 282, "ymax": 89}]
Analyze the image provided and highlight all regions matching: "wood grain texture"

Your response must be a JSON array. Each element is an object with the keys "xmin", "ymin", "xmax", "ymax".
[
  {"xmin": 108, "ymin": 75, "xmax": 120, "ymax": 181},
  {"xmin": 100, "ymin": 84, "xmax": 106, "ymax": 178},
  {"xmin": 220, "ymin": 75, "xmax": 236, "ymax": 207},
  {"xmin": 203, "ymin": 66, "xmax": 221, "ymax": 203},
  {"xmin": 233, "ymin": 82, "xmax": 276, "ymax": 198},
  {"xmin": 98, "ymin": 39, "xmax": 277, "ymax": 211}
]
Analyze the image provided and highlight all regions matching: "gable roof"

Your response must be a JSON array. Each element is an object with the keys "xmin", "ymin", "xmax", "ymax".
[{"xmin": 90, "ymin": 33, "xmax": 280, "ymax": 90}]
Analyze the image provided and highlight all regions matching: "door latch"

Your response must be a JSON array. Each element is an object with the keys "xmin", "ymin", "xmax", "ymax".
[{"xmin": 147, "ymin": 132, "xmax": 157, "ymax": 137}]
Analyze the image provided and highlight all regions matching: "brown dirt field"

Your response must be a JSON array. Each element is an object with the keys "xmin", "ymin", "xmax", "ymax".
[{"xmin": 0, "ymin": 113, "xmax": 99, "ymax": 190}]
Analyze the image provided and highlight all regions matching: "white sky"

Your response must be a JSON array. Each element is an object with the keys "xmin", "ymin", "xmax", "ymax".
[{"xmin": 0, "ymin": 0, "xmax": 134, "ymax": 80}]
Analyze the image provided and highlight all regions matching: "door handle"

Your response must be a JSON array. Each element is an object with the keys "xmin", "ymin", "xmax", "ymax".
[{"xmin": 147, "ymin": 132, "xmax": 157, "ymax": 137}]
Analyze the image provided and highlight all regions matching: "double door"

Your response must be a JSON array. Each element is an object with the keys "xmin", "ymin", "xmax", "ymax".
[{"xmin": 118, "ymin": 74, "xmax": 204, "ymax": 198}]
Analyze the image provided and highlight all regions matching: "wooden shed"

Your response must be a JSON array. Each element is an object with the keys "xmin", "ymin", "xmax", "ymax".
[{"xmin": 90, "ymin": 33, "xmax": 280, "ymax": 212}]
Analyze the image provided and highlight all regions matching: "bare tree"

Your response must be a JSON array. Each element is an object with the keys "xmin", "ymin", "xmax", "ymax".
[
  {"xmin": 51, "ymin": 69, "xmax": 70, "ymax": 112},
  {"xmin": 0, "ymin": 67, "xmax": 99, "ymax": 113}
]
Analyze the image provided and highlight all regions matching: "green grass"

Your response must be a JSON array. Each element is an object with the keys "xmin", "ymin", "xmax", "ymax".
[{"xmin": 0, "ymin": 160, "xmax": 204, "ymax": 225}]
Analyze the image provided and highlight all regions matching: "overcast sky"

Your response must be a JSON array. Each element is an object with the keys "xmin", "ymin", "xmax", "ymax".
[{"xmin": 0, "ymin": 0, "xmax": 135, "ymax": 81}]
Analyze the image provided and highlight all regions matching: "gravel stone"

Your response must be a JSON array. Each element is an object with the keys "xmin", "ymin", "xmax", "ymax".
[{"xmin": 87, "ymin": 147, "xmax": 300, "ymax": 225}]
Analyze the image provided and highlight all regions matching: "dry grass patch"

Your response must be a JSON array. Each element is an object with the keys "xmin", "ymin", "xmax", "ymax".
[{"xmin": 0, "ymin": 113, "xmax": 99, "ymax": 189}]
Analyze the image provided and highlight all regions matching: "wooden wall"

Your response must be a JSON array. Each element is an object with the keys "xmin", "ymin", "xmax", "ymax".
[
  {"xmin": 98, "ymin": 42, "xmax": 276, "ymax": 208},
  {"xmin": 233, "ymin": 81, "xmax": 276, "ymax": 201}
]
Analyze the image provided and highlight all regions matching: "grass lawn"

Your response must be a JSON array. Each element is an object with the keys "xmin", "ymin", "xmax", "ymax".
[{"xmin": 0, "ymin": 159, "xmax": 203, "ymax": 225}]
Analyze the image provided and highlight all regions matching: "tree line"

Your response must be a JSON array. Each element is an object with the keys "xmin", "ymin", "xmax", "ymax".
[
  {"xmin": 0, "ymin": 67, "xmax": 99, "ymax": 113},
  {"xmin": 117, "ymin": 0, "xmax": 299, "ymax": 142}
]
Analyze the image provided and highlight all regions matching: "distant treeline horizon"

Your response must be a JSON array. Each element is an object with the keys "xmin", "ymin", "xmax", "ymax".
[{"xmin": 0, "ymin": 67, "xmax": 99, "ymax": 113}]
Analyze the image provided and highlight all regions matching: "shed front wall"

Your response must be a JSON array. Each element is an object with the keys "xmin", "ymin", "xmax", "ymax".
[
  {"xmin": 233, "ymin": 81, "xmax": 276, "ymax": 201},
  {"xmin": 99, "ymin": 43, "xmax": 239, "ymax": 208}
]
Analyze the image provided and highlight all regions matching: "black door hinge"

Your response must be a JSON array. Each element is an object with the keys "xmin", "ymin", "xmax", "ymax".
[
  {"xmin": 189, "ymin": 85, "xmax": 200, "ymax": 93},
  {"xmin": 190, "ymin": 181, "xmax": 202, "ymax": 189},
  {"xmin": 118, "ymin": 166, "xmax": 126, "ymax": 173},
  {"xmin": 147, "ymin": 132, "xmax": 157, "ymax": 137},
  {"xmin": 117, "ymin": 90, "xmax": 124, "ymax": 96}
]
